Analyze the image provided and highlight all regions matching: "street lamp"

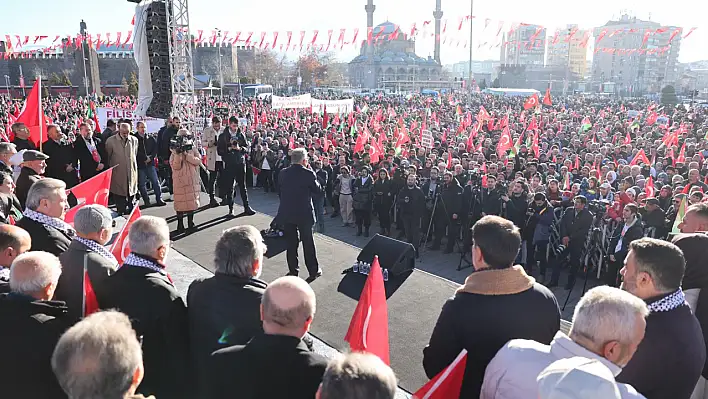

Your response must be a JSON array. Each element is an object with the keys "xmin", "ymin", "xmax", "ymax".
[
  {"xmin": 215, "ymin": 28, "xmax": 224, "ymax": 97},
  {"xmin": 4, "ymin": 75, "xmax": 9, "ymax": 96}
]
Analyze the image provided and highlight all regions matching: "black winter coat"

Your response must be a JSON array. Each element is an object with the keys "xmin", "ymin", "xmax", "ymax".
[
  {"xmin": 505, "ymin": 194, "xmax": 528, "ymax": 232},
  {"xmin": 0, "ymin": 293, "xmax": 69, "ymax": 399},
  {"xmin": 373, "ymin": 178, "xmax": 394, "ymax": 211},
  {"xmin": 438, "ymin": 180, "xmax": 464, "ymax": 219},
  {"xmin": 15, "ymin": 216, "xmax": 72, "ymax": 256},
  {"xmin": 608, "ymin": 221, "xmax": 644, "ymax": 262},
  {"xmin": 617, "ymin": 299, "xmax": 706, "ymax": 399},
  {"xmin": 217, "ymin": 128, "xmax": 249, "ymax": 166},
  {"xmin": 97, "ymin": 261, "xmax": 193, "ymax": 398},
  {"xmin": 42, "ymin": 139, "xmax": 78, "ymax": 187},
  {"xmin": 352, "ymin": 176, "xmax": 374, "ymax": 211},
  {"xmin": 559, "ymin": 207, "xmax": 593, "ymax": 248},
  {"xmin": 73, "ymin": 135, "xmax": 106, "ymax": 181},
  {"xmin": 397, "ymin": 185, "xmax": 425, "ymax": 218},
  {"xmin": 208, "ymin": 334, "xmax": 328, "ymax": 399},
  {"xmin": 15, "ymin": 166, "xmax": 42, "ymax": 209},
  {"xmin": 187, "ymin": 275, "xmax": 267, "ymax": 397},
  {"xmin": 276, "ymin": 164, "xmax": 321, "ymax": 226}
]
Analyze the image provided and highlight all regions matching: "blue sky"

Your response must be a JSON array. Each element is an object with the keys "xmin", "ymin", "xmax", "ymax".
[{"xmin": 0, "ymin": 0, "xmax": 705, "ymax": 64}]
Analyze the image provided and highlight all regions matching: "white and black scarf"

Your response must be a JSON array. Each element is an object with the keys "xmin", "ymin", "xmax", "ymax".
[
  {"xmin": 23, "ymin": 208, "xmax": 75, "ymax": 237},
  {"xmin": 648, "ymin": 288, "xmax": 688, "ymax": 313},
  {"xmin": 74, "ymin": 236, "xmax": 118, "ymax": 267}
]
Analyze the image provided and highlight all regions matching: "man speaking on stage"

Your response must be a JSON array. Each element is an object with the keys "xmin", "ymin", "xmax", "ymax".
[{"xmin": 276, "ymin": 148, "xmax": 323, "ymax": 283}]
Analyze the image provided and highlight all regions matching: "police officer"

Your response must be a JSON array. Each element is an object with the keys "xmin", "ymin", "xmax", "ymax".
[
  {"xmin": 397, "ymin": 173, "xmax": 425, "ymax": 258},
  {"xmin": 432, "ymin": 171, "xmax": 463, "ymax": 254},
  {"xmin": 217, "ymin": 116, "xmax": 255, "ymax": 216}
]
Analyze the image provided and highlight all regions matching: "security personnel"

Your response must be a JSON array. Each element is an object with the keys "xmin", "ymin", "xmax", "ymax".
[
  {"xmin": 432, "ymin": 171, "xmax": 463, "ymax": 254},
  {"xmin": 480, "ymin": 174, "xmax": 502, "ymax": 216},
  {"xmin": 217, "ymin": 116, "xmax": 255, "ymax": 216},
  {"xmin": 397, "ymin": 173, "xmax": 425, "ymax": 258},
  {"xmin": 421, "ymin": 167, "xmax": 441, "ymax": 243}
]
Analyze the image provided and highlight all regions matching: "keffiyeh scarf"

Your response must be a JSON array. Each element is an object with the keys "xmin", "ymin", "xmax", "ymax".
[
  {"xmin": 23, "ymin": 208, "xmax": 75, "ymax": 237},
  {"xmin": 648, "ymin": 288, "xmax": 687, "ymax": 313},
  {"xmin": 74, "ymin": 237, "xmax": 118, "ymax": 267}
]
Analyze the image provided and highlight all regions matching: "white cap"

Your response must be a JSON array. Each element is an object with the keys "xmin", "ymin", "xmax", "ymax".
[
  {"xmin": 9, "ymin": 149, "xmax": 26, "ymax": 166},
  {"xmin": 537, "ymin": 357, "xmax": 622, "ymax": 399}
]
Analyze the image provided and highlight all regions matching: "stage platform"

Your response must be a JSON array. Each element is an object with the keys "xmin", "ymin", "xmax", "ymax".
[{"xmin": 136, "ymin": 189, "xmax": 595, "ymax": 392}]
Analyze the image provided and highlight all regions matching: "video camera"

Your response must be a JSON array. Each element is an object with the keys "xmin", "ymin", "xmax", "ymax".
[
  {"xmin": 170, "ymin": 134, "xmax": 194, "ymax": 153},
  {"xmin": 587, "ymin": 199, "xmax": 610, "ymax": 217}
]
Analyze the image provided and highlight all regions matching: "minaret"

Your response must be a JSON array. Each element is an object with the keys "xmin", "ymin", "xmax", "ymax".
[
  {"xmin": 433, "ymin": 0, "xmax": 443, "ymax": 63},
  {"xmin": 365, "ymin": 0, "xmax": 375, "ymax": 56}
]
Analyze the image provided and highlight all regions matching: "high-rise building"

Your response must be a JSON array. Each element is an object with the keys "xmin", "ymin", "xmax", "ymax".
[
  {"xmin": 592, "ymin": 14, "xmax": 682, "ymax": 95},
  {"xmin": 547, "ymin": 24, "xmax": 589, "ymax": 79},
  {"xmin": 500, "ymin": 24, "xmax": 546, "ymax": 66}
]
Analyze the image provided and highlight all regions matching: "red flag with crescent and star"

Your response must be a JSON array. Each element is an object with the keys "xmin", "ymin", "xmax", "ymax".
[
  {"xmin": 65, "ymin": 167, "xmax": 114, "ymax": 224},
  {"xmin": 497, "ymin": 126, "xmax": 513, "ymax": 157},
  {"xmin": 523, "ymin": 93, "xmax": 539, "ymax": 110},
  {"xmin": 110, "ymin": 205, "xmax": 142, "ymax": 264}
]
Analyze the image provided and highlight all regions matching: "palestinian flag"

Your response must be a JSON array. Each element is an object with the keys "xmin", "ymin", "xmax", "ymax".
[
  {"xmin": 581, "ymin": 117, "xmax": 592, "ymax": 131},
  {"xmin": 456, "ymin": 104, "xmax": 463, "ymax": 116},
  {"xmin": 350, "ymin": 124, "xmax": 356, "ymax": 137},
  {"xmin": 87, "ymin": 101, "xmax": 101, "ymax": 133},
  {"xmin": 671, "ymin": 196, "xmax": 687, "ymax": 235},
  {"xmin": 361, "ymin": 104, "xmax": 369, "ymax": 114}
]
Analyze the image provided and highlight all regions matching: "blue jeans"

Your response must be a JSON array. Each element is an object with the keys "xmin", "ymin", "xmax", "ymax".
[
  {"xmin": 138, "ymin": 165, "xmax": 162, "ymax": 204},
  {"xmin": 313, "ymin": 196, "xmax": 325, "ymax": 232}
]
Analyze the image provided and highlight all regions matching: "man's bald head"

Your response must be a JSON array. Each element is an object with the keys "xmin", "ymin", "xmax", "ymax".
[
  {"xmin": 261, "ymin": 276, "xmax": 316, "ymax": 337},
  {"xmin": 0, "ymin": 224, "xmax": 31, "ymax": 268},
  {"xmin": 10, "ymin": 251, "xmax": 62, "ymax": 300}
]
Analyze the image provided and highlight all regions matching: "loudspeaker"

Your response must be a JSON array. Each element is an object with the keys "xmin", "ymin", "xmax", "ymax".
[{"xmin": 357, "ymin": 234, "xmax": 415, "ymax": 276}]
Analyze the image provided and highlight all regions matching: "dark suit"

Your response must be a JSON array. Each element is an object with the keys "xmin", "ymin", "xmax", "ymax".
[
  {"xmin": 96, "ymin": 262, "xmax": 192, "ymax": 398},
  {"xmin": 208, "ymin": 334, "xmax": 327, "ymax": 399},
  {"xmin": 15, "ymin": 216, "xmax": 72, "ymax": 256},
  {"xmin": 217, "ymin": 128, "xmax": 250, "ymax": 210},
  {"xmin": 15, "ymin": 166, "xmax": 42, "ymax": 209},
  {"xmin": 276, "ymin": 163, "xmax": 321, "ymax": 276},
  {"xmin": 0, "ymin": 293, "xmax": 69, "ymax": 399},
  {"xmin": 12, "ymin": 137, "xmax": 37, "ymax": 152},
  {"xmin": 0, "ymin": 193, "xmax": 21, "ymax": 224},
  {"xmin": 55, "ymin": 239, "xmax": 117, "ymax": 322},
  {"xmin": 73, "ymin": 135, "xmax": 106, "ymax": 181},
  {"xmin": 187, "ymin": 275, "xmax": 267, "ymax": 396},
  {"xmin": 605, "ymin": 221, "xmax": 644, "ymax": 286},
  {"xmin": 42, "ymin": 139, "xmax": 78, "ymax": 188}
]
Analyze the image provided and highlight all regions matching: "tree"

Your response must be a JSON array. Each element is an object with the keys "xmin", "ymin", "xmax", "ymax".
[
  {"xmin": 242, "ymin": 49, "xmax": 287, "ymax": 85},
  {"xmin": 60, "ymin": 70, "xmax": 73, "ymax": 86},
  {"xmin": 661, "ymin": 85, "xmax": 678, "ymax": 105},
  {"xmin": 491, "ymin": 78, "xmax": 500, "ymax": 88},
  {"xmin": 121, "ymin": 77, "xmax": 129, "ymax": 95},
  {"xmin": 48, "ymin": 73, "xmax": 63, "ymax": 86},
  {"xmin": 127, "ymin": 72, "xmax": 139, "ymax": 97},
  {"xmin": 295, "ymin": 48, "xmax": 335, "ymax": 88}
]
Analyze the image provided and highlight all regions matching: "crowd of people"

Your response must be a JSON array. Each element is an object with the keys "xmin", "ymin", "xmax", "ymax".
[{"xmin": 0, "ymin": 90, "xmax": 708, "ymax": 398}]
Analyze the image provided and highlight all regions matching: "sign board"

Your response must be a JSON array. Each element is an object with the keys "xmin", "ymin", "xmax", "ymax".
[
  {"xmin": 271, "ymin": 93, "xmax": 312, "ymax": 109},
  {"xmin": 421, "ymin": 130, "xmax": 434, "ymax": 149},
  {"xmin": 311, "ymin": 98, "xmax": 355, "ymax": 114},
  {"xmin": 97, "ymin": 107, "xmax": 165, "ymax": 133}
]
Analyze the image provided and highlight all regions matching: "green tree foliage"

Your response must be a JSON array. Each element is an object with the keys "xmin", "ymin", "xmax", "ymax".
[{"xmin": 661, "ymin": 85, "xmax": 678, "ymax": 105}]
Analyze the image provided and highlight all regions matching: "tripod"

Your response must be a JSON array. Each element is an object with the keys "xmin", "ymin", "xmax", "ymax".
[
  {"xmin": 457, "ymin": 184, "xmax": 481, "ymax": 271},
  {"xmin": 561, "ymin": 216, "xmax": 598, "ymax": 312},
  {"xmin": 419, "ymin": 193, "xmax": 439, "ymax": 256}
]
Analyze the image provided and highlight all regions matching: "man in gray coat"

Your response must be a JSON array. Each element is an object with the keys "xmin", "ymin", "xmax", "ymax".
[
  {"xmin": 105, "ymin": 123, "xmax": 139, "ymax": 215},
  {"xmin": 55, "ymin": 205, "xmax": 118, "ymax": 322}
]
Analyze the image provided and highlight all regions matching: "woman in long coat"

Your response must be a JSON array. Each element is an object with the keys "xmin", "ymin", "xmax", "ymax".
[
  {"xmin": 170, "ymin": 129, "xmax": 202, "ymax": 232},
  {"xmin": 373, "ymin": 168, "xmax": 394, "ymax": 236}
]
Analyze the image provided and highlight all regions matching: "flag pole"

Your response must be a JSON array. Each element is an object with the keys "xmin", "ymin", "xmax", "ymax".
[{"xmin": 37, "ymin": 77, "xmax": 42, "ymax": 152}]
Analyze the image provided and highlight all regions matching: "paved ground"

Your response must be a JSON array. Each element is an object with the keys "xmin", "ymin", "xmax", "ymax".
[{"xmin": 211, "ymin": 187, "xmax": 596, "ymax": 319}]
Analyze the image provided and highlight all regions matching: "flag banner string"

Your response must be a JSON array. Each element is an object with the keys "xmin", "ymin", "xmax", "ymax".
[{"xmin": 0, "ymin": 17, "xmax": 696, "ymax": 58}]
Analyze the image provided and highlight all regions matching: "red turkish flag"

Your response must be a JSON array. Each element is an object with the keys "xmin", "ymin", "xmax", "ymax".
[
  {"xmin": 15, "ymin": 79, "xmax": 47, "ymax": 146},
  {"xmin": 527, "ymin": 116, "xmax": 538, "ymax": 132},
  {"xmin": 629, "ymin": 149, "xmax": 651, "ymax": 166},
  {"xmin": 65, "ymin": 168, "xmax": 114, "ymax": 224},
  {"xmin": 645, "ymin": 176, "xmax": 655, "ymax": 198},
  {"xmin": 532, "ymin": 132, "xmax": 540, "ymax": 159},
  {"xmin": 497, "ymin": 126, "xmax": 513, "ymax": 157},
  {"xmin": 646, "ymin": 111, "xmax": 658, "ymax": 126},
  {"xmin": 523, "ymin": 93, "xmax": 539, "ymax": 110},
  {"xmin": 543, "ymin": 88, "xmax": 552, "ymax": 106},
  {"xmin": 83, "ymin": 264, "xmax": 100, "ymax": 317},
  {"xmin": 344, "ymin": 256, "xmax": 390, "ymax": 365},
  {"xmin": 412, "ymin": 349, "xmax": 467, "ymax": 399},
  {"xmin": 110, "ymin": 205, "xmax": 142, "ymax": 264},
  {"xmin": 447, "ymin": 150, "xmax": 453, "ymax": 169},
  {"xmin": 624, "ymin": 131, "xmax": 632, "ymax": 145},
  {"xmin": 676, "ymin": 143, "xmax": 687, "ymax": 164}
]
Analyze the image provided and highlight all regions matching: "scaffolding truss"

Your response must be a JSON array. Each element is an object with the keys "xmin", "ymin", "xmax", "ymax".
[{"xmin": 166, "ymin": 0, "xmax": 194, "ymax": 127}]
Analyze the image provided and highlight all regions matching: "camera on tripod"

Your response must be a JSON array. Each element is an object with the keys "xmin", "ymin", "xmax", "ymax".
[
  {"xmin": 587, "ymin": 199, "xmax": 610, "ymax": 217},
  {"xmin": 169, "ymin": 134, "xmax": 194, "ymax": 153}
]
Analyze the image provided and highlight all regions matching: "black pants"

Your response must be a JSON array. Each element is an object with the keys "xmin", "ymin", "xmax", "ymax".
[
  {"xmin": 354, "ymin": 209, "xmax": 371, "ymax": 228},
  {"xmin": 158, "ymin": 160, "xmax": 173, "ymax": 194},
  {"xmin": 605, "ymin": 257, "xmax": 623, "ymax": 287},
  {"xmin": 221, "ymin": 163, "xmax": 250, "ymax": 209},
  {"xmin": 207, "ymin": 162, "xmax": 223, "ymax": 197},
  {"xmin": 433, "ymin": 217, "xmax": 460, "ymax": 251},
  {"xmin": 284, "ymin": 222, "xmax": 319, "ymax": 276},
  {"xmin": 550, "ymin": 244, "xmax": 584, "ymax": 285},
  {"xmin": 375, "ymin": 203, "xmax": 391, "ymax": 229},
  {"xmin": 114, "ymin": 195, "xmax": 134, "ymax": 214},
  {"xmin": 528, "ymin": 241, "xmax": 549, "ymax": 275},
  {"xmin": 260, "ymin": 169, "xmax": 274, "ymax": 192},
  {"xmin": 402, "ymin": 215, "xmax": 421, "ymax": 251}
]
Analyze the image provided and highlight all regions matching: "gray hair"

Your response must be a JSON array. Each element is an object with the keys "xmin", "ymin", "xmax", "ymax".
[
  {"xmin": 26, "ymin": 178, "xmax": 66, "ymax": 211},
  {"xmin": 569, "ymin": 286, "xmax": 649, "ymax": 346},
  {"xmin": 10, "ymin": 251, "xmax": 62, "ymax": 294},
  {"xmin": 74, "ymin": 205, "xmax": 113, "ymax": 235},
  {"xmin": 127, "ymin": 216, "xmax": 170, "ymax": 257},
  {"xmin": 214, "ymin": 225, "xmax": 267, "ymax": 278},
  {"xmin": 52, "ymin": 310, "xmax": 142, "ymax": 399},
  {"xmin": 320, "ymin": 353, "xmax": 397, "ymax": 399},
  {"xmin": 262, "ymin": 276, "xmax": 316, "ymax": 331},
  {"xmin": 0, "ymin": 142, "xmax": 16, "ymax": 155},
  {"xmin": 291, "ymin": 148, "xmax": 307, "ymax": 164}
]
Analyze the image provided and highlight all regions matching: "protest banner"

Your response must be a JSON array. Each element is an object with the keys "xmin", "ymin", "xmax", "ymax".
[
  {"xmin": 271, "ymin": 94, "xmax": 312, "ymax": 109},
  {"xmin": 311, "ymin": 98, "xmax": 355, "ymax": 114},
  {"xmin": 97, "ymin": 107, "xmax": 165, "ymax": 133},
  {"xmin": 421, "ymin": 130, "xmax": 434, "ymax": 148}
]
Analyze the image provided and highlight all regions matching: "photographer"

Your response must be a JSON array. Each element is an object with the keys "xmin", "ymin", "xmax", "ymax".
[
  {"xmin": 605, "ymin": 203, "xmax": 643, "ymax": 287},
  {"xmin": 157, "ymin": 117, "xmax": 179, "ymax": 198},
  {"xmin": 524, "ymin": 193, "xmax": 554, "ymax": 279},
  {"xmin": 217, "ymin": 116, "xmax": 255, "ymax": 217},
  {"xmin": 432, "ymin": 171, "xmax": 463, "ymax": 254},
  {"xmin": 548, "ymin": 195, "xmax": 593, "ymax": 289},
  {"xmin": 396, "ymin": 173, "xmax": 425, "ymax": 257},
  {"xmin": 170, "ymin": 129, "xmax": 202, "ymax": 233}
]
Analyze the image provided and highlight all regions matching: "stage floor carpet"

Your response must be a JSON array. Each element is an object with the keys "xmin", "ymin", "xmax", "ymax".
[{"xmin": 141, "ymin": 193, "xmax": 458, "ymax": 392}]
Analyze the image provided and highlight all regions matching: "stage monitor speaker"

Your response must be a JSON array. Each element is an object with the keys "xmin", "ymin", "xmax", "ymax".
[{"xmin": 357, "ymin": 234, "xmax": 415, "ymax": 276}]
